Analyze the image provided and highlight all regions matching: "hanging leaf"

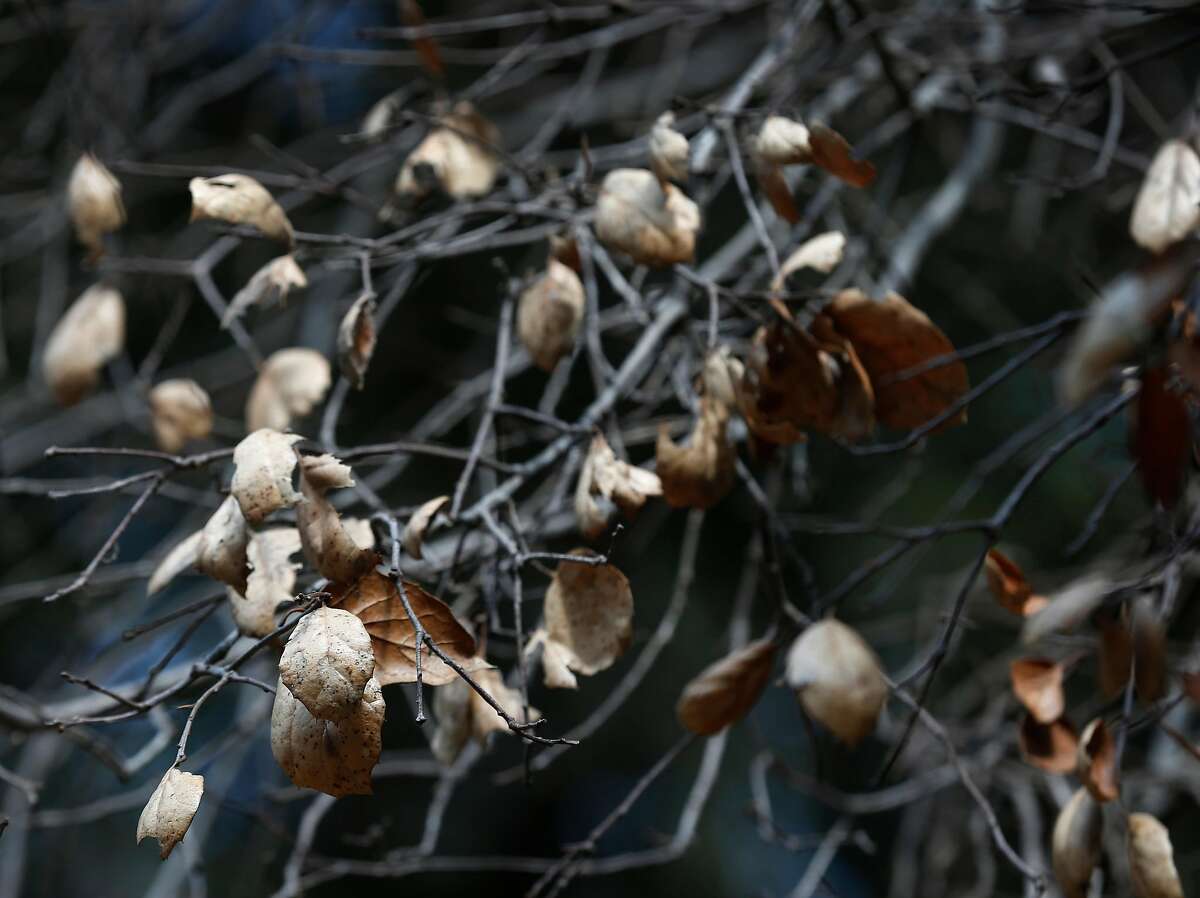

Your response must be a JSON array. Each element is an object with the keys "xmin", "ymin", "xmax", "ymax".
[
  {"xmin": 1051, "ymin": 788, "xmax": 1102, "ymax": 898},
  {"xmin": 42, "ymin": 284, "xmax": 126, "ymax": 406},
  {"xmin": 1129, "ymin": 139, "xmax": 1200, "ymax": 254},
  {"xmin": 228, "ymin": 528, "xmax": 301, "ymax": 637},
  {"xmin": 68, "ymin": 152, "xmax": 125, "ymax": 260},
  {"xmin": 245, "ymin": 348, "xmax": 331, "ymax": 433},
  {"xmin": 230, "ymin": 429, "xmax": 302, "ymax": 525},
  {"xmin": 189, "ymin": 174, "xmax": 293, "ymax": 245},
  {"xmin": 1018, "ymin": 713, "xmax": 1078, "ymax": 773},
  {"xmin": 753, "ymin": 116, "xmax": 813, "ymax": 166},
  {"xmin": 1127, "ymin": 813, "xmax": 1184, "ymax": 898},
  {"xmin": 808, "ymin": 122, "xmax": 877, "ymax": 188},
  {"xmin": 402, "ymin": 495, "xmax": 449, "ymax": 561},
  {"xmin": 279, "ymin": 606, "xmax": 375, "ymax": 722},
  {"xmin": 594, "ymin": 168, "xmax": 700, "ymax": 267},
  {"xmin": 295, "ymin": 454, "xmax": 376, "ymax": 584},
  {"xmin": 676, "ymin": 638, "xmax": 777, "ymax": 735},
  {"xmin": 771, "ymin": 231, "xmax": 846, "ymax": 294},
  {"xmin": 517, "ymin": 257, "xmax": 585, "ymax": 372},
  {"xmin": 785, "ymin": 619, "xmax": 886, "ymax": 746},
  {"xmin": 574, "ymin": 432, "xmax": 662, "ymax": 540},
  {"xmin": 649, "ymin": 111, "xmax": 689, "ymax": 184},
  {"xmin": 337, "ymin": 292, "xmax": 377, "ymax": 390},
  {"xmin": 149, "ymin": 379, "xmax": 213, "ymax": 453},
  {"xmin": 431, "ymin": 667, "xmax": 538, "ymax": 765},
  {"xmin": 136, "ymin": 768, "xmax": 204, "ymax": 860},
  {"xmin": 1009, "ymin": 658, "xmax": 1065, "ymax": 724},
  {"xmin": 148, "ymin": 531, "xmax": 203, "ymax": 596},
  {"xmin": 221, "ymin": 255, "xmax": 306, "ymax": 328},
  {"xmin": 657, "ymin": 396, "xmax": 737, "ymax": 509},
  {"xmin": 1077, "ymin": 718, "xmax": 1119, "ymax": 803}
]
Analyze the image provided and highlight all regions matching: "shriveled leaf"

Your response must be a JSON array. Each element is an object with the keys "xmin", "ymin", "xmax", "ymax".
[
  {"xmin": 575, "ymin": 432, "xmax": 661, "ymax": 540},
  {"xmin": 221, "ymin": 255, "xmax": 306, "ymax": 328},
  {"xmin": 280, "ymin": 606, "xmax": 375, "ymax": 722},
  {"xmin": 402, "ymin": 495, "xmax": 449, "ymax": 561},
  {"xmin": 42, "ymin": 284, "xmax": 125, "ymax": 406},
  {"xmin": 1133, "ymin": 365, "xmax": 1189, "ymax": 509},
  {"xmin": 753, "ymin": 116, "xmax": 812, "ymax": 165},
  {"xmin": 808, "ymin": 122, "xmax": 876, "ymax": 188},
  {"xmin": 431, "ymin": 668, "xmax": 537, "ymax": 765},
  {"xmin": 517, "ymin": 258, "xmax": 584, "ymax": 372},
  {"xmin": 149, "ymin": 379, "xmax": 213, "ymax": 453},
  {"xmin": 1077, "ymin": 718, "xmax": 1119, "ymax": 803},
  {"xmin": 1022, "ymin": 572, "xmax": 1111, "ymax": 644},
  {"xmin": 594, "ymin": 168, "xmax": 700, "ymax": 267},
  {"xmin": 229, "ymin": 527, "xmax": 301, "ymax": 637},
  {"xmin": 1052, "ymin": 788, "xmax": 1103, "ymax": 898},
  {"xmin": 823, "ymin": 289, "xmax": 967, "ymax": 431},
  {"xmin": 137, "ymin": 767, "xmax": 203, "ymax": 860},
  {"xmin": 68, "ymin": 152, "xmax": 124, "ymax": 260},
  {"xmin": 148, "ymin": 531, "xmax": 203, "ymax": 596},
  {"xmin": 1018, "ymin": 713, "xmax": 1078, "ymax": 773},
  {"xmin": 649, "ymin": 111, "xmax": 689, "ymax": 184},
  {"xmin": 230, "ymin": 429, "xmax": 302, "ymax": 525},
  {"xmin": 296, "ymin": 454, "xmax": 376, "ymax": 584},
  {"xmin": 657, "ymin": 396, "xmax": 737, "ymax": 509},
  {"xmin": 985, "ymin": 549, "xmax": 1048, "ymax": 616},
  {"xmin": 756, "ymin": 164, "xmax": 799, "ymax": 223},
  {"xmin": 1130, "ymin": 139, "xmax": 1200, "ymax": 254},
  {"xmin": 809, "ymin": 314, "xmax": 876, "ymax": 441},
  {"xmin": 245, "ymin": 348, "xmax": 331, "ymax": 432},
  {"xmin": 676, "ymin": 638, "xmax": 777, "ymax": 735},
  {"xmin": 330, "ymin": 569, "xmax": 486, "ymax": 686},
  {"xmin": 1127, "ymin": 813, "xmax": 1184, "ymax": 898},
  {"xmin": 270, "ymin": 675, "xmax": 383, "ymax": 797},
  {"xmin": 195, "ymin": 495, "xmax": 250, "ymax": 595},
  {"xmin": 771, "ymin": 231, "xmax": 846, "ymax": 294},
  {"xmin": 399, "ymin": 0, "xmax": 445, "ymax": 78},
  {"xmin": 337, "ymin": 292, "xmax": 377, "ymax": 390},
  {"xmin": 395, "ymin": 102, "xmax": 499, "ymax": 199},
  {"xmin": 737, "ymin": 318, "xmax": 836, "ymax": 444},
  {"xmin": 702, "ymin": 347, "xmax": 744, "ymax": 409},
  {"xmin": 361, "ymin": 90, "xmax": 403, "ymax": 140},
  {"xmin": 189, "ymin": 174, "xmax": 293, "ymax": 245},
  {"xmin": 1009, "ymin": 657, "xmax": 1065, "ymax": 724},
  {"xmin": 785, "ymin": 619, "xmax": 886, "ymax": 747}
]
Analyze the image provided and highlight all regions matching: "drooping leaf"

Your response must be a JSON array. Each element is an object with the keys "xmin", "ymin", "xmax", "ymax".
[
  {"xmin": 136, "ymin": 768, "xmax": 204, "ymax": 860},
  {"xmin": 785, "ymin": 619, "xmax": 886, "ymax": 747},
  {"xmin": 1127, "ymin": 813, "xmax": 1184, "ymax": 898},
  {"xmin": 149, "ymin": 379, "xmax": 213, "ymax": 453},
  {"xmin": 279, "ymin": 606, "xmax": 375, "ymax": 722},
  {"xmin": 1052, "ymin": 788, "xmax": 1102, "ymax": 898},
  {"xmin": 656, "ymin": 396, "xmax": 737, "ymax": 509},
  {"xmin": 1018, "ymin": 713, "xmax": 1078, "ymax": 773},
  {"xmin": 230, "ymin": 429, "xmax": 302, "ymax": 525},
  {"xmin": 517, "ymin": 258, "xmax": 584, "ymax": 372},
  {"xmin": 649, "ymin": 111, "xmax": 689, "ymax": 184},
  {"xmin": 676, "ymin": 638, "xmax": 777, "ymax": 735},
  {"xmin": 594, "ymin": 168, "xmax": 700, "ymax": 267},
  {"xmin": 42, "ymin": 284, "xmax": 126, "ymax": 406},
  {"xmin": 189, "ymin": 174, "xmax": 293, "ymax": 245},
  {"xmin": 337, "ymin": 292, "xmax": 377, "ymax": 390},
  {"xmin": 68, "ymin": 152, "xmax": 125, "ymax": 260}
]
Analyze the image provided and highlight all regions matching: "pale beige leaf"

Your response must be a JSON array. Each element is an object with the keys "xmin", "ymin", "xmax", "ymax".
[
  {"xmin": 433, "ymin": 666, "xmax": 538, "ymax": 765},
  {"xmin": 1009, "ymin": 657, "xmax": 1065, "ymax": 724},
  {"xmin": 136, "ymin": 768, "xmax": 203, "ymax": 860},
  {"xmin": 395, "ymin": 102, "xmax": 500, "ymax": 199},
  {"xmin": 280, "ymin": 606, "xmax": 375, "ymax": 722},
  {"xmin": 189, "ymin": 174, "xmax": 293, "ymax": 245},
  {"xmin": 245, "ymin": 348, "xmax": 331, "ymax": 432},
  {"xmin": 649, "ymin": 111, "xmax": 689, "ymax": 183},
  {"xmin": 702, "ymin": 347, "xmax": 744, "ymax": 409},
  {"xmin": 149, "ymin": 379, "xmax": 213, "ymax": 453},
  {"xmin": 517, "ymin": 258, "xmax": 584, "ymax": 372},
  {"xmin": 402, "ymin": 495, "xmax": 449, "ymax": 561},
  {"xmin": 1052, "ymin": 788, "xmax": 1102, "ymax": 898},
  {"xmin": 539, "ymin": 550, "xmax": 633, "ymax": 688},
  {"xmin": 270, "ymin": 675, "xmax": 383, "ymax": 797},
  {"xmin": 195, "ymin": 495, "xmax": 250, "ymax": 594},
  {"xmin": 1128, "ymin": 813, "xmax": 1184, "ymax": 898},
  {"xmin": 68, "ymin": 152, "xmax": 124, "ymax": 259},
  {"xmin": 228, "ymin": 527, "xmax": 301, "ymax": 637},
  {"xmin": 296, "ymin": 454, "xmax": 375, "ymax": 584},
  {"xmin": 148, "ymin": 531, "xmax": 203, "ymax": 596},
  {"xmin": 771, "ymin": 231, "xmax": 846, "ymax": 293},
  {"xmin": 1077, "ymin": 718, "xmax": 1119, "ymax": 803},
  {"xmin": 361, "ymin": 90, "xmax": 402, "ymax": 140},
  {"xmin": 230, "ymin": 429, "xmax": 302, "ymax": 525},
  {"xmin": 677, "ymin": 638, "xmax": 777, "ymax": 735},
  {"xmin": 1130, "ymin": 139, "xmax": 1200, "ymax": 254},
  {"xmin": 221, "ymin": 255, "xmax": 306, "ymax": 328},
  {"xmin": 430, "ymin": 677, "xmax": 472, "ymax": 765},
  {"xmin": 785, "ymin": 619, "xmax": 886, "ymax": 746},
  {"xmin": 574, "ymin": 432, "xmax": 661, "ymax": 540},
  {"xmin": 42, "ymin": 284, "xmax": 125, "ymax": 406},
  {"xmin": 337, "ymin": 292, "xmax": 377, "ymax": 390},
  {"xmin": 754, "ymin": 116, "xmax": 812, "ymax": 165},
  {"xmin": 657, "ymin": 397, "xmax": 736, "ymax": 509},
  {"xmin": 594, "ymin": 168, "xmax": 700, "ymax": 267}
]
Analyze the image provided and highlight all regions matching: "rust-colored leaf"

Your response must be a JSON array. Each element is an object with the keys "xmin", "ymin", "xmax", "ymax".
[
  {"xmin": 400, "ymin": 0, "xmax": 445, "ymax": 79},
  {"xmin": 808, "ymin": 123, "xmax": 876, "ymax": 188},
  {"xmin": 676, "ymin": 638, "xmax": 777, "ymax": 735},
  {"xmin": 1077, "ymin": 718, "xmax": 1119, "ymax": 803},
  {"xmin": 1132, "ymin": 365, "xmax": 1189, "ymax": 508},
  {"xmin": 1018, "ymin": 713, "xmax": 1078, "ymax": 773},
  {"xmin": 984, "ymin": 549, "xmax": 1048, "ymax": 616},
  {"xmin": 1009, "ymin": 657, "xmax": 1064, "ymax": 724},
  {"xmin": 657, "ymin": 396, "xmax": 737, "ymax": 509}
]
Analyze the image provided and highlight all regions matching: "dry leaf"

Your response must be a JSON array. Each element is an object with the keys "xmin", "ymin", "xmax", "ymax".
[
  {"xmin": 737, "ymin": 318, "xmax": 837, "ymax": 444},
  {"xmin": 296, "ymin": 454, "xmax": 376, "ymax": 584},
  {"xmin": 195, "ymin": 495, "xmax": 250, "ymax": 594},
  {"xmin": 1128, "ymin": 813, "xmax": 1184, "ymax": 898},
  {"xmin": 517, "ymin": 258, "xmax": 585, "ymax": 372},
  {"xmin": 361, "ymin": 90, "xmax": 403, "ymax": 140},
  {"xmin": 808, "ymin": 123, "xmax": 877, "ymax": 188},
  {"xmin": 809, "ymin": 314, "xmax": 877, "ymax": 441},
  {"xmin": 1018, "ymin": 713, "xmax": 1078, "ymax": 773},
  {"xmin": 785, "ymin": 619, "xmax": 886, "ymax": 746},
  {"xmin": 1132, "ymin": 603, "xmax": 1167, "ymax": 703},
  {"xmin": 432, "ymin": 667, "xmax": 537, "ymax": 765},
  {"xmin": 189, "ymin": 174, "xmax": 293, "ymax": 245},
  {"xmin": 42, "ymin": 284, "xmax": 125, "ymax": 406},
  {"xmin": 649, "ymin": 111, "xmax": 689, "ymax": 184},
  {"xmin": 280, "ymin": 606, "xmax": 375, "ymax": 722},
  {"xmin": 594, "ymin": 168, "xmax": 700, "ymax": 267},
  {"xmin": 402, "ymin": 495, "xmax": 449, "ymax": 561},
  {"xmin": 395, "ymin": 102, "xmax": 499, "ymax": 199},
  {"xmin": 1077, "ymin": 718, "xmax": 1119, "ymax": 803},
  {"xmin": 136, "ymin": 767, "xmax": 203, "ymax": 860},
  {"xmin": 823, "ymin": 289, "xmax": 968, "ymax": 431},
  {"xmin": 1133, "ymin": 365, "xmax": 1189, "ymax": 509},
  {"xmin": 1052, "ymin": 788, "xmax": 1103, "ymax": 898},
  {"xmin": 228, "ymin": 528, "xmax": 301, "ymax": 637},
  {"xmin": 400, "ymin": 0, "xmax": 445, "ymax": 79},
  {"xmin": 756, "ymin": 165, "xmax": 799, "ymax": 223},
  {"xmin": 1097, "ymin": 606, "xmax": 1132, "ymax": 698},
  {"xmin": 676, "ymin": 638, "xmax": 777, "ymax": 735},
  {"xmin": 771, "ymin": 231, "xmax": 846, "ymax": 294},
  {"xmin": 230, "ymin": 429, "xmax": 302, "ymax": 525},
  {"xmin": 534, "ymin": 550, "xmax": 634, "ymax": 690},
  {"xmin": 68, "ymin": 152, "xmax": 124, "ymax": 259},
  {"xmin": 221, "ymin": 255, "xmax": 306, "ymax": 328},
  {"xmin": 149, "ymin": 379, "xmax": 213, "ymax": 453},
  {"xmin": 337, "ymin": 292, "xmax": 377, "ymax": 390},
  {"xmin": 1009, "ymin": 657, "xmax": 1065, "ymax": 724},
  {"xmin": 657, "ymin": 396, "xmax": 737, "ymax": 509},
  {"xmin": 330, "ymin": 569, "xmax": 486, "ymax": 686},
  {"xmin": 270, "ymin": 674, "xmax": 383, "ymax": 797},
  {"xmin": 702, "ymin": 347, "xmax": 744, "ymax": 409},
  {"xmin": 575, "ymin": 432, "xmax": 662, "ymax": 540},
  {"xmin": 1130, "ymin": 139, "xmax": 1200, "ymax": 254},
  {"xmin": 245, "ymin": 348, "xmax": 331, "ymax": 432},
  {"xmin": 754, "ymin": 116, "xmax": 812, "ymax": 165},
  {"xmin": 984, "ymin": 549, "xmax": 1048, "ymax": 616},
  {"xmin": 148, "ymin": 531, "xmax": 203, "ymax": 596}
]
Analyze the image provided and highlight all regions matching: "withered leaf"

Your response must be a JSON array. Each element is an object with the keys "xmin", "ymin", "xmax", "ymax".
[
  {"xmin": 1128, "ymin": 813, "xmax": 1184, "ymax": 898},
  {"xmin": 195, "ymin": 495, "xmax": 250, "ymax": 595},
  {"xmin": 1009, "ymin": 657, "xmax": 1065, "ymax": 724},
  {"xmin": 296, "ymin": 454, "xmax": 376, "ymax": 584},
  {"xmin": 594, "ymin": 168, "xmax": 700, "ymax": 267},
  {"xmin": 230, "ymin": 429, "xmax": 301, "ymax": 525},
  {"xmin": 676, "ymin": 638, "xmax": 777, "ymax": 735},
  {"xmin": 402, "ymin": 495, "xmax": 449, "ymax": 561},
  {"xmin": 42, "ymin": 284, "xmax": 126, "ymax": 406},
  {"xmin": 228, "ymin": 527, "xmax": 301, "ymax": 637},
  {"xmin": 753, "ymin": 116, "xmax": 812, "ymax": 166},
  {"xmin": 1130, "ymin": 139, "xmax": 1200, "ymax": 254},
  {"xmin": 517, "ymin": 258, "xmax": 584, "ymax": 372},
  {"xmin": 657, "ymin": 396, "xmax": 737, "ymax": 509},
  {"xmin": 575, "ymin": 432, "xmax": 661, "ymax": 540},
  {"xmin": 222, "ymin": 255, "xmax": 306, "ymax": 328},
  {"xmin": 649, "ymin": 111, "xmax": 689, "ymax": 184},
  {"xmin": 189, "ymin": 174, "xmax": 293, "ymax": 245},
  {"xmin": 280, "ymin": 606, "xmax": 375, "ymax": 722},
  {"xmin": 808, "ymin": 123, "xmax": 877, "ymax": 188},
  {"xmin": 246, "ymin": 348, "xmax": 331, "ymax": 433},
  {"xmin": 431, "ymin": 667, "xmax": 537, "ymax": 765},
  {"xmin": 985, "ymin": 549, "xmax": 1048, "ymax": 617},
  {"xmin": 337, "ymin": 292, "xmax": 377, "ymax": 390},
  {"xmin": 785, "ymin": 619, "xmax": 886, "ymax": 747},
  {"xmin": 1133, "ymin": 365, "xmax": 1189, "ymax": 509},
  {"xmin": 270, "ymin": 674, "xmax": 383, "ymax": 797},
  {"xmin": 737, "ymin": 318, "xmax": 836, "ymax": 444},
  {"xmin": 1077, "ymin": 718, "xmax": 1119, "ymax": 803},
  {"xmin": 136, "ymin": 768, "xmax": 203, "ymax": 860},
  {"xmin": 1018, "ymin": 713, "xmax": 1078, "ymax": 773},
  {"xmin": 1052, "ymin": 788, "xmax": 1102, "ymax": 898},
  {"xmin": 148, "ymin": 530, "xmax": 203, "ymax": 596},
  {"xmin": 149, "ymin": 379, "xmax": 213, "ymax": 454},
  {"xmin": 395, "ymin": 102, "xmax": 499, "ymax": 199},
  {"xmin": 68, "ymin": 152, "xmax": 125, "ymax": 260},
  {"xmin": 771, "ymin": 231, "xmax": 846, "ymax": 294},
  {"xmin": 702, "ymin": 347, "xmax": 744, "ymax": 409}
]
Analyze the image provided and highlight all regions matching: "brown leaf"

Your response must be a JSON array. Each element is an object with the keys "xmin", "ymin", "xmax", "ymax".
[
  {"xmin": 337, "ymin": 292, "xmax": 377, "ymax": 390},
  {"xmin": 296, "ymin": 454, "xmax": 376, "ymax": 584},
  {"xmin": 1097, "ymin": 606, "xmax": 1133, "ymax": 699},
  {"xmin": 1052, "ymin": 788, "xmax": 1103, "ymax": 898},
  {"xmin": 771, "ymin": 231, "xmax": 846, "ymax": 294},
  {"xmin": 1077, "ymin": 718, "xmax": 1119, "ymax": 803},
  {"xmin": 517, "ymin": 258, "xmax": 585, "ymax": 372},
  {"xmin": 1132, "ymin": 365, "xmax": 1189, "ymax": 508},
  {"xmin": 189, "ymin": 174, "xmax": 293, "ymax": 245},
  {"xmin": 810, "ymin": 314, "xmax": 877, "ymax": 441},
  {"xmin": 228, "ymin": 528, "xmax": 301, "ymax": 637},
  {"xmin": 270, "ymin": 674, "xmax": 383, "ymax": 797},
  {"xmin": 431, "ymin": 667, "xmax": 537, "ymax": 765},
  {"xmin": 594, "ymin": 168, "xmax": 700, "ymax": 267},
  {"xmin": 402, "ymin": 495, "xmax": 449, "ymax": 560},
  {"xmin": 649, "ymin": 111, "xmax": 689, "ymax": 184},
  {"xmin": 1127, "ymin": 813, "xmax": 1184, "ymax": 898},
  {"xmin": 702, "ymin": 347, "xmax": 744, "ymax": 409},
  {"xmin": 68, "ymin": 152, "xmax": 124, "ymax": 260},
  {"xmin": 279, "ymin": 606, "xmax": 375, "ymax": 722},
  {"xmin": 1130, "ymin": 139, "xmax": 1200, "ymax": 254},
  {"xmin": 330, "ymin": 569, "xmax": 486, "ymax": 687},
  {"xmin": 985, "ymin": 549, "xmax": 1048, "ymax": 617},
  {"xmin": 42, "ymin": 284, "xmax": 126, "ymax": 406},
  {"xmin": 823, "ymin": 289, "xmax": 968, "ymax": 431},
  {"xmin": 399, "ymin": 0, "xmax": 445, "ymax": 79},
  {"xmin": 808, "ymin": 123, "xmax": 877, "ymax": 188},
  {"xmin": 676, "ymin": 638, "xmax": 777, "ymax": 735},
  {"xmin": 1132, "ymin": 603, "xmax": 1167, "ymax": 703},
  {"xmin": 737, "ymin": 318, "xmax": 836, "ymax": 444},
  {"xmin": 755, "ymin": 164, "xmax": 799, "ymax": 223},
  {"xmin": 657, "ymin": 396, "xmax": 737, "ymax": 509},
  {"xmin": 1009, "ymin": 657, "xmax": 1065, "ymax": 724},
  {"xmin": 785, "ymin": 619, "xmax": 886, "ymax": 747},
  {"xmin": 1018, "ymin": 713, "xmax": 1078, "ymax": 773},
  {"xmin": 230, "ymin": 429, "xmax": 302, "ymax": 525},
  {"xmin": 395, "ymin": 102, "xmax": 499, "ymax": 199},
  {"xmin": 136, "ymin": 768, "xmax": 203, "ymax": 860},
  {"xmin": 149, "ymin": 379, "xmax": 213, "ymax": 453},
  {"xmin": 575, "ymin": 432, "xmax": 662, "ymax": 540},
  {"xmin": 222, "ymin": 255, "xmax": 306, "ymax": 328},
  {"xmin": 245, "ymin": 348, "xmax": 331, "ymax": 432},
  {"xmin": 195, "ymin": 495, "xmax": 250, "ymax": 595}
]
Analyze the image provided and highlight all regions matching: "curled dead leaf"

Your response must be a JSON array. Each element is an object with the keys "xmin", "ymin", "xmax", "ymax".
[
  {"xmin": 395, "ymin": 102, "xmax": 500, "ymax": 200},
  {"xmin": 785, "ymin": 619, "xmax": 886, "ymax": 747},
  {"xmin": 575, "ymin": 432, "xmax": 662, "ymax": 540},
  {"xmin": 246, "ymin": 348, "xmax": 331, "ymax": 432},
  {"xmin": 676, "ymin": 638, "xmax": 777, "ymax": 735},
  {"xmin": 1078, "ymin": 718, "xmax": 1118, "ymax": 803},
  {"xmin": 68, "ymin": 152, "xmax": 124, "ymax": 259},
  {"xmin": 517, "ymin": 258, "xmax": 584, "ymax": 372},
  {"xmin": 1130, "ymin": 139, "xmax": 1200, "ymax": 254},
  {"xmin": 280, "ymin": 606, "xmax": 375, "ymax": 722},
  {"xmin": 656, "ymin": 396, "xmax": 737, "ymax": 509},
  {"xmin": 136, "ymin": 767, "xmax": 203, "ymax": 860},
  {"xmin": 753, "ymin": 116, "xmax": 812, "ymax": 166},
  {"xmin": 1009, "ymin": 658, "xmax": 1065, "ymax": 724},
  {"xmin": 195, "ymin": 494, "xmax": 250, "ymax": 595},
  {"xmin": 594, "ymin": 168, "xmax": 700, "ymax": 267},
  {"xmin": 1132, "ymin": 365, "xmax": 1189, "ymax": 509},
  {"xmin": 148, "ymin": 531, "xmax": 203, "ymax": 596},
  {"xmin": 1022, "ymin": 572, "xmax": 1111, "ymax": 644},
  {"xmin": 771, "ymin": 231, "xmax": 846, "ymax": 294},
  {"xmin": 296, "ymin": 454, "xmax": 376, "ymax": 584},
  {"xmin": 189, "ymin": 174, "xmax": 293, "ymax": 245},
  {"xmin": 1052, "ymin": 788, "xmax": 1103, "ymax": 898},
  {"xmin": 1018, "ymin": 713, "xmax": 1078, "ymax": 773},
  {"xmin": 808, "ymin": 122, "xmax": 877, "ymax": 188},
  {"xmin": 431, "ymin": 667, "xmax": 537, "ymax": 765},
  {"xmin": 738, "ymin": 319, "xmax": 836, "ymax": 444},
  {"xmin": 402, "ymin": 495, "xmax": 449, "ymax": 561},
  {"xmin": 42, "ymin": 284, "xmax": 126, "ymax": 406},
  {"xmin": 228, "ymin": 527, "xmax": 301, "ymax": 637},
  {"xmin": 702, "ymin": 347, "xmax": 744, "ymax": 410},
  {"xmin": 221, "ymin": 255, "xmax": 306, "ymax": 328},
  {"xmin": 1127, "ymin": 812, "xmax": 1184, "ymax": 898},
  {"xmin": 337, "ymin": 292, "xmax": 377, "ymax": 390},
  {"xmin": 230, "ymin": 429, "xmax": 302, "ymax": 524},
  {"xmin": 649, "ymin": 111, "xmax": 689, "ymax": 184},
  {"xmin": 985, "ymin": 549, "xmax": 1048, "ymax": 616},
  {"xmin": 149, "ymin": 379, "xmax": 213, "ymax": 453}
]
